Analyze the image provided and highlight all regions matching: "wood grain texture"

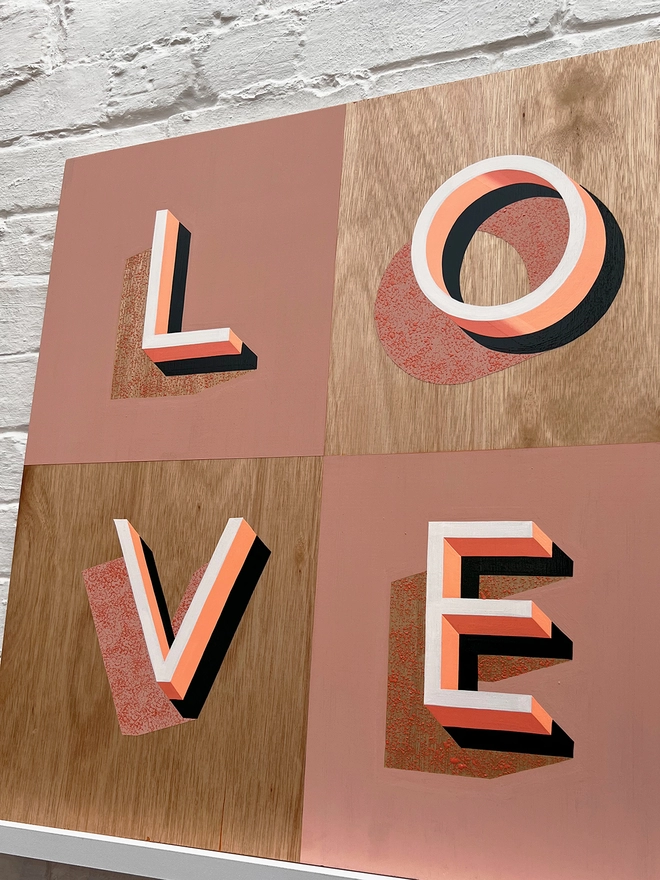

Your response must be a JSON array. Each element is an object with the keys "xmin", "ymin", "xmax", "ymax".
[
  {"xmin": 111, "ymin": 251, "xmax": 247, "ymax": 399},
  {"xmin": 0, "ymin": 457, "xmax": 322, "ymax": 860},
  {"xmin": 326, "ymin": 40, "xmax": 660, "ymax": 454},
  {"xmin": 461, "ymin": 233, "xmax": 530, "ymax": 306},
  {"xmin": 384, "ymin": 571, "xmax": 566, "ymax": 778}
]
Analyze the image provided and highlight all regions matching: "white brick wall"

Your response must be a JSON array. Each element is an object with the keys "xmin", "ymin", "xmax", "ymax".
[{"xmin": 0, "ymin": 0, "xmax": 659, "ymax": 658}]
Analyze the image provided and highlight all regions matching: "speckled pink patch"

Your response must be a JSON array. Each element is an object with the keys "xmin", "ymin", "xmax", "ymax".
[
  {"xmin": 384, "ymin": 571, "xmax": 566, "ymax": 777},
  {"xmin": 374, "ymin": 244, "xmax": 533, "ymax": 384},
  {"xmin": 83, "ymin": 558, "xmax": 207, "ymax": 736},
  {"xmin": 374, "ymin": 197, "xmax": 569, "ymax": 385},
  {"xmin": 479, "ymin": 196, "xmax": 569, "ymax": 291}
]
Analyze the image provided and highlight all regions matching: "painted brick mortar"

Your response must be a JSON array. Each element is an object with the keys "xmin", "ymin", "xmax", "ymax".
[{"xmin": 0, "ymin": 0, "xmax": 658, "ymax": 657}]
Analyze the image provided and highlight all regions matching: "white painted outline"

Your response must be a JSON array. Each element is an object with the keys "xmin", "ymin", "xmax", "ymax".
[
  {"xmin": 0, "ymin": 819, "xmax": 407, "ymax": 880},
  {"xmin": 410, "ymin": 155, "xmax": 587, "ymax": 325},
  {"xmin": 142, "ymin": 209, "xmax": 241, "ymax": 359},
  {"xmin": 424, "ymin": 521, "xmax": 551, "ymax": 721},
  {"xmin": 114, "ymin": 517, "xmax": 247, "ymax": 691}
]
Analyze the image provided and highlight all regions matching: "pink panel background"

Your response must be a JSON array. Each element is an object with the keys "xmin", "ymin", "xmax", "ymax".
[
  {"xmin": 302, "ymin": 444, "xmax": 660, "ymax": 880},
  {"xmin": 26, "ymin": 106, "xmax": 345, "ymax": 464}
]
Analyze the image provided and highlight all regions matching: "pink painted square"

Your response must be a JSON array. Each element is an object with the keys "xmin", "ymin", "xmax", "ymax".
[
  {"xmin": 302, "ymin": 444, "xmax": 660, "ymax": 880},
  {"xmin": 26, "ymin": 107, "xmax": 345, "ymax": 464}
]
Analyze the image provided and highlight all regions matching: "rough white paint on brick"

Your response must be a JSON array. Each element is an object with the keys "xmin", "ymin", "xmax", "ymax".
[
  {"xmin": 0, "ymin": 0, "xmax": 51, "ymax": 92},
  {"xmin": 1, "ymin": 0, "xmax": 660, "ymax": 700},
  {"xmin": 0, "ymin": 355, "xmax": 37, "ymax": 429},
  {"xmin": 0, "ymin": 433, "xmax": 26, "ymax": 503},
  {"xmin": 0, "ymin": 578, "xmax": 7, "ymax": 659},
  {"xmin": 166, "ymin": 50, "xmax": 496, "ymax": 140},
  {"xmin": 0, "ymin": 279, "xmax": 47, "ymax": 356},
  {"xmin": 503, "ymin": 16, "xmax": 660, "ymax": 67},
  {"xmin": 0, "ymin": 505, "xmax": 19, "ymax": 576},
  {"xmin": 198, "ymin": 18, "xmax": 302, "ymax": 95},
  {"xmin": 0, "ymin": 212, "xmax": 56, "ymax": 276},
  {"xmin": 0, "ymin": 121, "xmax": 169, "ymax": 212},
  {"xmin": 108, "ymin": 45, "xmax": 200, "ymax": 121},
  {"xmin": 64, "ymin": 0, "xmax": 261, "ymax": 60},
  {"xmin": 0, "ymin": 62, "xmax": 108, "ymax": 143},
  {"xmin": 569, "ymin": 0, "xmax": 660, "ymax": 25},
  {"xmin": 301, "ymin": 0, "xmax": 562, "ymax": 77}
]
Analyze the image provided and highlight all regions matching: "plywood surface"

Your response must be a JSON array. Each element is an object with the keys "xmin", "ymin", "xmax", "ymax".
[
  {"xmin": 25, "ymin": 106, "xmax": 345, "ymax": 465},
  {"xmin": 302, "ymin": 445, "xmax": 660, "ymax": 879},
  {"xmin": 326, "ymin": 41, "xmax": 660, "ymax": 454},
  {"xmin": 0, "ymin": 457, "xmax": 322, "ymax": 859}
]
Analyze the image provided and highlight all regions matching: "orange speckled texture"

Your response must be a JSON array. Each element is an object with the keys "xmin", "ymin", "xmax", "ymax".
[
  {"xmin": 111, "ymin": 250, "xmax": 246, "ymax": 399},
  {"xmin": 374, "ymin": 197, "xmax": 569, "ymax": 384},
  {"xmin": 82, "ymin": 557, "xmax": 207, "ymax": 735},
  {"xmin": 479, "ymin": 196, "xmax": 569, "ymax": 291},
  {"xmin": 384, "ymin": 571, "xmax": 565, "ymax": 778},
  {"xmin": 374, "ymin": 244, "xmax": 532, "ymax": 384}
]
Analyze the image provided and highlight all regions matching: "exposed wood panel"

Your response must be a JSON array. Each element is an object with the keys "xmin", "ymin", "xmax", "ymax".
[
  {"xmin": 0, "ymin": 457, "xmax": 322, "ymax": 860},
  {"xmin": 326, "ymin": 41, "xmax": 660, "ymax": 454}
]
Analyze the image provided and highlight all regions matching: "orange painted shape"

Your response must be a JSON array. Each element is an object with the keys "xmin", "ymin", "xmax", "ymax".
[
  {"xmin": 423, "ymin": 167, "xmax": 608, "ymax": 338},
  {"xmin": 155, "ymin": 211, "xmax": 180, "ymax": 335},
  {"xmin": 442, "ymin": 542, "xmax": 463, "ymax": 598},
  {"xmin": 144, "ymin": 332, "xmax": 243, "ymax": 364},
  {"xmin": 442, "ymin": 605, "xmax": 552, "ymax": 638},
  {"xmin": 164, "ymin": 520, "xmax": 257, "ymax": 699},
  {"xmin": 425, "ymin": 170, "xmax": 551, "ymax": 291},
  {"xmin": 127, "ymin": 523, "xmax": 171, "ymax": 658},
  {"xmin": 440, "ymin": 618, "xmax": 460, "ymax": 689},
  {"xmin": 428, "ymin": 697, "xmax": 553, "ymax": 734},
  {"xmin": 451, "ymin": 186, "xmax": 607, "ymax": 336},
  {"xmin": 444, "ymin": 184, "xmax": 606, "ymax": 338},
  {"xmin": 444, "ymin": 529, "xmax": 552, "ymax": 559}
]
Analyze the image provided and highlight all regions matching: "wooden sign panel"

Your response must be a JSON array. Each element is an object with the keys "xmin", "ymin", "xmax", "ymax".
[{"xmin": 1, "ymin": 39, "xmax": 659, "ymax": 880}]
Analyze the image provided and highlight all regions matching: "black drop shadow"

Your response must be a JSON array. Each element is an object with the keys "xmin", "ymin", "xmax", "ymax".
[
  {"xmin": 170, "ymin": 537, "xmax": 271, "ymax": 719},
  {"xmin": 140, "ymin": 538, "xmax": 174, "ymax": 646},
  {"xmin": 167, "ymin": 221, "xmax": 191, "ymax": 334},
  {"xmin": 155, "ymin": 343, "xmax": 258, "ymax": 376},
  {"xmin": 440, "ymin": 182, "xmax": 626, "ymax": 354},
  {"xmin": 439, "ymin": 541, "xmax": 575, "ymax": 758},
  {"xmin": 152, "ymin": 216, "xmax": 258, "ymax": 376},
  {"xmin": 459, "ymin": 542, "xmax": 573, "ymax": 598},
  {"xmin": 457, "ymin": 623, "xmax": 573, "ymax": 691},
  {"xmin": 445, "ymin": 721, "xmax": 574, "ymax": 757}
]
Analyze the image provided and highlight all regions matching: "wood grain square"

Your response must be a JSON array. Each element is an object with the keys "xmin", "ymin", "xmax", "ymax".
[
  {"xmin": 326, "ymin": 41, "xmax": 660, "ymax": 455},
  {"xmin": 0, "ymin": 457, "xmax": 322, "ymax": 859}
]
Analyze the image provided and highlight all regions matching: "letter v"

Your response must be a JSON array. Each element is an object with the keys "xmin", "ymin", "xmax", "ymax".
[{"xmin": 114, "ymin": 517, "xmax": 270, "ymax": 719}]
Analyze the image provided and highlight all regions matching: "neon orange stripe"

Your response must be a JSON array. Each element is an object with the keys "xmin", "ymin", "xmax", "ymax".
[
  {"xmin": 144, "ymin": 332, "xmax": 243, "ymax": 364},
  {"xmin": 427, "ymin": 698, "xmax": 553, "ymax": 734},
  {"xmin": 444, "ymin": 534, "xmax": 552, "ymax": 558},
  {"xmin": 442, "ymin": 542, "xmax": 463, "ymax": 598},
  {"xmin": 163, "ymin": 521, "xmax": 256, "ymax": 699},
  {"xmin": 440, "ymin": 618, "xmax": 460, "ymax": 689},
  {"xmin": 450, "ymin": 182, "xmax": 606, "ymax": 336},
  {"xmin": 425, "ymin": 170, "xmax": 550, "ymax": 291},
  {"xmin": 155, "ymin": 212, "xmax": 180, "ymax": 335},
  {"xmin": 443, "ymin": 608, "xmax": 552, "ymax": 638}
]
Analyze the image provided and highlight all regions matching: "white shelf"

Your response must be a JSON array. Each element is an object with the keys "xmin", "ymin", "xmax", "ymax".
[{"xmin": 0, "ymin": 820, "xmax": 406, "ymax": 880}]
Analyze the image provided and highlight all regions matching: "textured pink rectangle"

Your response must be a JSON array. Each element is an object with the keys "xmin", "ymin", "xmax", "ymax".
[{"xmin": 82, "ymin": 558, "xmax": 205, "ymax": 736}]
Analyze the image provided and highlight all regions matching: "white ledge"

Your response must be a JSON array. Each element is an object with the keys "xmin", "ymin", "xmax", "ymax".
[{"xmin": 0, "ymin": 819, "xmax": 408, "ymax": 880}]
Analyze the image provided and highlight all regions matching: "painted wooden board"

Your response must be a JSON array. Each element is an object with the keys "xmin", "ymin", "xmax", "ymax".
[
  {"xmin": 25, "ymin": 108, "xmax": 345, "ymax": 465},
  {"xmin": 0, "ymin": 457, "xmax": 322, "ymax": 859},
  {"xmin": 326, "ymin": 40, "xmax": 659, "ymax": 454},
  {"xmin": 301, "ymin": 443, "xmax": 660, "ymax": 879},
  {"xmin": 2, "ymin": 38, "xmax": 660, "ymax": 880}
]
